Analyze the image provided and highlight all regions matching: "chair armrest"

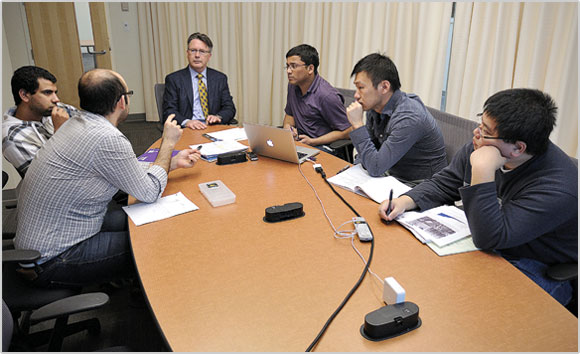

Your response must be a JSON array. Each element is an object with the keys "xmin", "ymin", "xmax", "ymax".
[
  {"xmin": 329, "ymin": 139, "xmax": 353, "ymax": 150},
  {"xmin": 30, "ymin": 292, "xmax": 110, "ymax": 324},
  {"xmin": 546, "ymin": 263, "xmax": 578, "ymax": 282},
  {"xmin": 2, "ymin": 249, "xmax": 40, "ymax": 263}
]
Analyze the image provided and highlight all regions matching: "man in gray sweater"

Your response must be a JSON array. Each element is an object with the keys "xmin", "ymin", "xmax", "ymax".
[
  {"xmin": 347, "ymin": 53, "xmax": 447, "ymax": 184},
  {"xmin": 380, "ymin": 88, "xmax": 577, "ymax": 306}
]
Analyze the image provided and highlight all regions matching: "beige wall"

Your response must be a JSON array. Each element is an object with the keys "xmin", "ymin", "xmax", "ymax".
[
  {"xmin": 107, "ymin": 2, "xmax": 145, "ymax": 114},
  {"xmin": 2, "ymin": 3, "xmax": 32, "ymax": 189},
  {"xmin": 2, "ymin": 16, "xmax": 21, "ymax": 189}
]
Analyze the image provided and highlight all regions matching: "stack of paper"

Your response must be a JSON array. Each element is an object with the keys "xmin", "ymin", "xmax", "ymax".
[
  {"xmin": 204, "ymin": 127, "xmax": 248, "ymax": 141},
  {"xmin": 192, "ymin": 140, "xmax": 248, "ymax": 162},
  {"xmin": 327, "ymin": 164, "xmax": 411, "ymax": 203},
  {"xmin": 395, "ymin": 205, "xmax": 480, "ymax": 256}
]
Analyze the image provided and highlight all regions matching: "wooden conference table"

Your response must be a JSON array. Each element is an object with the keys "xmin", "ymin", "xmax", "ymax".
[{"xmin": 128, "ymin": 126, "xmax": 578, "ymax": 352}]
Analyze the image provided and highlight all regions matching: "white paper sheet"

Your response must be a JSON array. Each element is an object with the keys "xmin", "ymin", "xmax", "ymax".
[
  {"xmin": 205, "ymin": 127, "xmax": 248, "ymax": 141},
  {"xmin": 122, "ymin": 192, "xmax": 199, "ymax": 226},
  {"xmin": 191, "ymin": 140, "xmax": 248, "ymax": 158},
  {"xmin": 327, "ymin": 164, "xmax": 411, "ymax": 203}
]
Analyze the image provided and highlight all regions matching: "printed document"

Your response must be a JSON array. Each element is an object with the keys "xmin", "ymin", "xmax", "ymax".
[
  {"xmin": 395, "ymin": 205, "xmax": 471, "ymax": 247},
  {"xmin": 327, "ymin": 164, "xmax": 411, "ymax": 203},
  {"xmin": 122, "ymin": 192, "xmax": 199, "ymax": 226}
]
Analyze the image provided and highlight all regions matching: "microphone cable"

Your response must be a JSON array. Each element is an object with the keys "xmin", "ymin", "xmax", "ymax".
[{"xmin": 305, "ymin": 164, "xmax": 375, "ymax": 352}]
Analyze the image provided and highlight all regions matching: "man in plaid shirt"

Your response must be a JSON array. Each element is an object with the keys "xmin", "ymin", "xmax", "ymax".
[
  {"xmin": 15, "ymin": 69, "xmax": 202, "ymax": 288},
  {"xmin": 2, "ymin": 66, "xmax": 76, "ymax": 176}
]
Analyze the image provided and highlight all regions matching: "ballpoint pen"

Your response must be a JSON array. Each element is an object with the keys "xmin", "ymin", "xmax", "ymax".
[
  {"xmin": 337, "ymin": 165, "xmax": 351, "ymax": 174},
  {"xmin": 386, "ymin": 189, "xmax": 394, "ymax": 224}
]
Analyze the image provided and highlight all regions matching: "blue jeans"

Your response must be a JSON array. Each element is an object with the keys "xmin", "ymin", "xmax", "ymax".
[
  {"xmin": 33, "ymin": 204, "xmax": 135, "ymax": 289},
  {"xmin": 504, "ymin": 255, "xmax": 573, "ymax": 306}
]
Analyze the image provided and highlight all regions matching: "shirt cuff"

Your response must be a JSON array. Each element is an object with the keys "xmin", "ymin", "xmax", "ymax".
[
  {"xmin": 146, "ymin": 164, "xmax": 169, "ymax": 199},
  {"xmin": 349, "ymin": 125, "xmax": 369, "ymax": 144},
  {"xmin": 459, "ymin": 181, "xmax": 497, "ymax": 209}
]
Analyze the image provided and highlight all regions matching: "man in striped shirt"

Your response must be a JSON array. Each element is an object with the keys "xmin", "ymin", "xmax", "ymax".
[{"xmin": 2, "ymin": 66, "xmax": 75, "ymax": 176}]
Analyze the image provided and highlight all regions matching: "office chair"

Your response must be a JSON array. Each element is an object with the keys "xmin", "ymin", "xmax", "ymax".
[
  {"xmin": 327, "ymin": 87, "xmax": 357, "ymax": 163},
  {"xmin": 546, "ymin": 263, "xmax": 578, "ymax": 317},
  {"xmin": 3, "ymin": 246, "xmax": 109, "ymax": 350},
  {"xmin": 2, "ymin": 170, "xmax": 19, "ymax": 210},
  {"xmin": 3, "ymin": 171, "xmax": 17, "ymax": 241},
  {"xmin": 426, "ymin": 106, "xmax": 478, "ymax": 164},
  {"xmin": 154, "ymin": 83, "xmax": 238, "ymax": 131}
]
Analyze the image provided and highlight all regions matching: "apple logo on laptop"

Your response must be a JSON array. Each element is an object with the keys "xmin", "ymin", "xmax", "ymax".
[{"xmin": 266, "ymin": 139, "xmax": 274, "ymax": 147}]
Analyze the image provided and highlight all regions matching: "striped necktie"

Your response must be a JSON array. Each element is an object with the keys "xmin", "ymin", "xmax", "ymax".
[{"xmin": 197, "ymin": 73, "xmax": 209, "ymax": 118}]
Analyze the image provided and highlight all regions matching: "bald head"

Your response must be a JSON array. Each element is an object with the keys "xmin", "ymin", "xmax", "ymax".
[{"xmin": 78, "ymin": 69, "xmax": 127, "ymax": 116}]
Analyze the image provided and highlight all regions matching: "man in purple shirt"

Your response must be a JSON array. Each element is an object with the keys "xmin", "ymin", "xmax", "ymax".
[{"xmin": 283, "ymin": 44, "xmax": 352, "ymax": 153}]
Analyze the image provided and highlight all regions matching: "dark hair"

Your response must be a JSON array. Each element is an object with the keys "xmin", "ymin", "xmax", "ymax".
[
  {"xmin": 350, "ymin": 53, "xmax": 401, "ymax": 91},
  {"xmin": 11, "ymin": 66, "xmax": 57, "ymax": 105},
  {"xmin": 187, "ymin": 32, "xmax": 213, "ymax": 51},
  {"xmin": 78, "ymin": 69, "xmax": 126, "ymax": 116},
  {"xmin": 286, "ymin": 44, "xmax": 319, "ymax": 75},
  {"xmin": 483, "ymin": 88, "xmax": 557, "ymax": 155}
]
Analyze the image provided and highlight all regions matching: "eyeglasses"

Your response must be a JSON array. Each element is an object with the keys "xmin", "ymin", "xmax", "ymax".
[
  {"xmin": 120, "ymin": 90, "xmax": 133, "ymax": 104},
  {"xmin": 188, "ymin": 49, "xmax": 211, "ymax": 55},
  {"xmin": 284, "ymin": 63, "xmax": 308, "ymax": 71},
  {"xmin": 476, "ymin": 113, "xmax": 507, "ymax": 140}
]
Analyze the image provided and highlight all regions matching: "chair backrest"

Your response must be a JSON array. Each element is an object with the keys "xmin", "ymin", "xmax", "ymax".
[
  {"xmin": 154, "ymin": 83, "xmax": 165, "ymax": 124},
  {"xmin": 336, "ymin": 88, "xmax": 356, "ymax": 108},
  {"xmin": 426, "ymin": 106, "xmax": 478, "ymax": 164}
]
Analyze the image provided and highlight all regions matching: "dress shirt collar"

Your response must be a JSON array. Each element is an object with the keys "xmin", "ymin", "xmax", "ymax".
[{"xmin": 189, "ymin": 66, "xmax": 208, "ymax": 80}]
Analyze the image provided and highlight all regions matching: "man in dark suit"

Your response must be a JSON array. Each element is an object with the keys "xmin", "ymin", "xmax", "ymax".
[{"xmin": 163, "ymin": 32, "xmax": 236, "ymax": 130}]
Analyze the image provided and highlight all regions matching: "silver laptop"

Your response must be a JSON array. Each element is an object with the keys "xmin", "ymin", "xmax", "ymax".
[{"xmin": 243, "ymin": 123, "xmax": 320, "ymax": 164}]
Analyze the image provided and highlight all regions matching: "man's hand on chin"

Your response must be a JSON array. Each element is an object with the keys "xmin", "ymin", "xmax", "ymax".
[{"xmin": 470, "ymin": 145, "xmax": 507, "ymax": 185}]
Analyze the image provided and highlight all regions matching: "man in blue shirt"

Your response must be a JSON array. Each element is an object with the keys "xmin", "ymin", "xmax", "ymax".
[
  {"xmin": 163, "ymin": 32, "xmax": 236, "ymax": 130},
  {"xmin": 283, "ymin": 44, "xmax": 352, "ymax": 152},
  {"xmin": 347, "ymin": 53, "xmax": 447, "ymax": 183}
]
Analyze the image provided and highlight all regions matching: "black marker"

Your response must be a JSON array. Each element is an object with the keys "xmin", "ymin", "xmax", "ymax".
[
  {"xmin": 386, "ymin": 189, "xmax": 394, "ymax": 224},
  {"xmin": 197, "ymin": 145, "xmax": 202, "ymax": 151}
]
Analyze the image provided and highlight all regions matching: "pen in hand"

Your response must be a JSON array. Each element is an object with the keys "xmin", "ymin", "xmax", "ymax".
[
  {"xmin": 386, "ymin": 189, "xmax": 394, "ymax": 224},
  {"xmin": 291, "ymin": 126, "xmax": 299, "ymax": 141}
]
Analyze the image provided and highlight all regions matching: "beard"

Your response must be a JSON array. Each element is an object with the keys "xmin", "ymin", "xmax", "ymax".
[{"xmin": 118, "ymin": 107, "xmax": 130, "ymax": 123}]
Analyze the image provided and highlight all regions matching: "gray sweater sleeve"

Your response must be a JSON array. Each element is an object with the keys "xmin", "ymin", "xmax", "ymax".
[
  {"xmin": 404, "ymin": 143, "xmax": 472, "ymax": 210},
  {"xmin": 350, "ymin": 114, "xmax": 424, "ymax": 177}
]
